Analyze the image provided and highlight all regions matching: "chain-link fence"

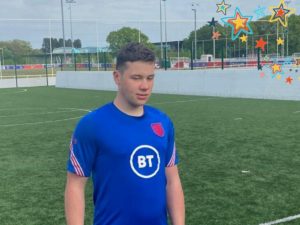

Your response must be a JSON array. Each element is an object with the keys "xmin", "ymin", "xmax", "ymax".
[{"xmin": 0, "ymin": 18, "xmax": 299, "ymax": 79}]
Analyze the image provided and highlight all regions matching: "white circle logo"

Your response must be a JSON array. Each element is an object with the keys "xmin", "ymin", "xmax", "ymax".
[{"xmin": 130, "ymin": 145, "xmax": 160, "ymax": 179}]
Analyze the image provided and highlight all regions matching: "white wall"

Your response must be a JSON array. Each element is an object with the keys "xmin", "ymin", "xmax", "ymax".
[
  {"xmin": 56, "ymin": 68, "xmax": 300, "ymax": 101},
  {"xmin": 0, "ymin": 77, "xmax": 55, "ymax": 88}
]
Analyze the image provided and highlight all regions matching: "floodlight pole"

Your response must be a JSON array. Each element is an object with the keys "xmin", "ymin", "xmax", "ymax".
[
  {"xmin": 192, "ymin": 6, "xmax": 197, "ymax": 60},
  {"xmin": 160, "ymin": 0, "xmax": 163, "ymax": 60},
  {"xmin": 0, "ymin": 48, "xmax": 3, "ymax": 80},
  {"xmin": 285, "ymin": 0, "xmax": 290, "ymax": 56},
  {"xmin": 48, "ymin": 20, "xmax": 54, "ymax": 76},
  {"xmin": 162, "ymin": 0, "xmax": 167, "ymax": 70},
  {"xmin": 60, "ymin": 0, "xmax": 66, "ymax": 63},
  {"xmin": 276, "ymin": 21, "xmax": 279, "ymax": 58},
  {"xmin": 66, "ymin": 0, "xmax": 76, "ymax": 50}
]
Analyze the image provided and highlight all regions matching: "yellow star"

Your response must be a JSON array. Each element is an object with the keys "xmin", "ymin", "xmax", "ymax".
[
  {"xmin": 232, "ymin": 13, "xmax": 248, "ymax": 30},
  {"xmin": 277, "ymin": 37, "xmax": 284, "ymax": 45},
  {"xmin": 269, "ymin": 0, "xmax": 296, "ymax": 27},
  {"xmin": 276, "ymin": 74, "xmax": 281, "ymax": 80},
  {"xmin": 271, "ymin": 63, "xmax": 281, "ymax": 74},
  {"xmin": 240, "ymin": 35, "xmax": 248, "ymax": 43}
]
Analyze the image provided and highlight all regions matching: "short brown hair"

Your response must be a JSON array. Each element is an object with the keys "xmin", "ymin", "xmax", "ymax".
[{"xmin": 116, "ymin": 42, "xmax": 155, "ymax": 72}]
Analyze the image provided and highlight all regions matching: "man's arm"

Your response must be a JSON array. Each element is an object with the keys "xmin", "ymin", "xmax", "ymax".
[
  {"xmin": 65, "ymin": 172, "xmax": 88, "ymax": 225},
  {"xmin": 166, "ymin": 165, "xmax": 185, "ymax": 225}
]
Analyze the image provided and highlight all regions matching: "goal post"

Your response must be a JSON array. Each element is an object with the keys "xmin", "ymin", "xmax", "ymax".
[{"xmin": 170, "ymin": 57, "xmax": 190, "ymax": 69}]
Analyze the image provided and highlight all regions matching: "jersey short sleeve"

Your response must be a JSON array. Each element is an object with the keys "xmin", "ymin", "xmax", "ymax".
[
  {"xmin": 165, "ymin": 119, "xmax": 179, "ymax": 167},
  {"xmin": 67, "ymin": 114, "xmax": 97, "ymax": 177}
]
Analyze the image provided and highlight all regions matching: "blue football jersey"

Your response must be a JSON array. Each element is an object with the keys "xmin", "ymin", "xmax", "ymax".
[{"xmin": 67, "ymin": 102, "xmax": 179, "ymax": 225}]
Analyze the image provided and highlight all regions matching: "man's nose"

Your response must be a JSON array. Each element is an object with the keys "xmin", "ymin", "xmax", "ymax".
[{"xmin": 140, "ymin": 79, "xmax": 150, "ymax": 89}]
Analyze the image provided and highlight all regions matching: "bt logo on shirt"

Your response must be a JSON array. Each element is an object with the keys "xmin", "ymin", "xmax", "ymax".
[{"xmin": 130, "ymin": 145, "xmax": 160, "ymax": 179}]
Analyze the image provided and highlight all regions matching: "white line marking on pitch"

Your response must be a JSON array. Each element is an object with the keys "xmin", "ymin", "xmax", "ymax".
[
  {"xmin": 60, "ymin": 107, "xmax": 92, "ymax": 112},
  {"xmin": 0, "ymin": 89, "xmax": 27, "ymax": 95},
  {"xmin": 0, "ymin": 109, "xmax": 86, "ymax": 118},
  {"xmin": 151, "ymin": 98, "xmax": 216, "ymax": 105},
  {"xmin": 259, "ymin": 214, "xmax": 300, "ymax": 225},
  {"xmin": 0, "ymin": 116, "xmax": 83, "ymax": 127},
  {"xmin": 293, "ymin": 111, "xmax": 300, "ymax": 114},
  {"xmin": 234, "ymin": 117, "xmax": 243, "ymax": 120}
]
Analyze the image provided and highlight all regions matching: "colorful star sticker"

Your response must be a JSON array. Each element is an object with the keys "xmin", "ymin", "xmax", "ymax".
[
  {"xmin": 277, "ymin": 37, "xmax": 284, "ymax": 45},
  {"xmin": 212, "ymin": 31, "xmax": 221, "ymax": 40},
  {"xmin": 254, "ymin": 6, "xmax": 267, "ymax": 20},
  {"xmin": 264, "ymin": 55, "xmax": 270, "ymax": 61},
  {"xmin": 255, "ymin": 37, "xmax": 267, "ymax": 52},
  {"xmin": 260, "ymin": 72, "xmax": 265, "ymax": 78},
  {"xmin": 208, "ymin": 17, "xmax": 218, "ymax": 27},
  {"xmin": 269, "ymin": 0, "xmax": 296, "ymax": 27},
  {"xmin": 221, "ymin": 7, "xmax": 253, "ymax": 41},
  {"xmin": 286, "ymin": 76, "xmax": 293, "ymax": 84},
  {"xmin": 271, "ymin": 63, "xmax": 282, "ymax": 74},
  {"xmin": 240, "ymin": 34, "xmax": 248, "ymax": 43},
  {"xmin": 216, "ymin": 0, "xmax": 231, "ymax": 15},
  {"xmin": 276, "ymin": 74, "xmax": 282, "ymax": 80}
]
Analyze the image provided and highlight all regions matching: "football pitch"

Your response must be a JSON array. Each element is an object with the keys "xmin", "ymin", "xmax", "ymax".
[{"xmin": 1, "ymin": 86, "xmax": 300, "ymax": 225}]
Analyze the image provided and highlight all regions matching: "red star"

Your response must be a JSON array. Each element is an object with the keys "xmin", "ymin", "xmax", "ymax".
[
  {"xmin": 276, "ymin": 8, "xmax": 286, "ymax": 17},
  {"xmin": 212, "ymin": 31, "xmax": 221, "ymax": 40},
  {"xmin": 255, "ymin": 37, "xmax": 267, "ymax": 52},
  {"xmin": 286, "ymin": 76, "xmax": 293, "ymax": 84}
]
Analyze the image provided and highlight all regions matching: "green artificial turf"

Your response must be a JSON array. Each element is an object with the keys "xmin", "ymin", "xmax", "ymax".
[{"xmin": 0, "ymin": 86, "xmax": 300, "ymax": 225}]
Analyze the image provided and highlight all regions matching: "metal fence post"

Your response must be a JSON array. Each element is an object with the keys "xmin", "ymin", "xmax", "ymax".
[
  {"xmin": 74, "ymin": 54, "xmax": 77, "ymax": 71},
  {"xmin": 191, "ymin": 45, "xmax": 194, "ymax": 70},
  {"xmin": 104, "ymin": 52, "xmax": 107, "ymax": 71},
  {"xmin": 45, "ymin": 54, "xmax": 49, "ymax": 86},
  {"xmin": 14, "ymin": 57, "xmax": 18, "ymax": 88},
  {"xmin": 221, "ymin": 47, "xmax": 224, "ymax": 70},
  {"xmin": 257, "ymin": 48, "xmax": 262, "ymax": 70},
  {"xmin": 88, "ymin": 53, "xmax": 91, "ymax": 71},
  {"xmin": 61, "ymin": 55, "xmax": 63, "ymax": 71}
]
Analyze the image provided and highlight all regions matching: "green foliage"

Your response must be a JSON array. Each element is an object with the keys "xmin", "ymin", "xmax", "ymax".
[
  {"xmin": 106, "ymin": 27, "xmax": 156, "ymax": 56},
  {"xmin": 41, "ymin": 38, "xmax": 82, "ymax": 54},
  {"xmin": 73, "ymin": 39, "xmax": 82, "ymax": 48},
  {"xmin": 183, "ymin": 15, "xmax": 300, "ymax": 58},
  {"xmin": 287, "ymin": 15, "xmax": 300, "ymax": 54},
  {"xmin": 0, "ymin": 39, "xmax": 37, "ymax": 64}
]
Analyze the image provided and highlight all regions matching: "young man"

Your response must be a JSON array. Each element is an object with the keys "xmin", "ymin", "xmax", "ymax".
[{"xmin": 65, "ymin": 42, "xmax": 185, "ymax": 225}]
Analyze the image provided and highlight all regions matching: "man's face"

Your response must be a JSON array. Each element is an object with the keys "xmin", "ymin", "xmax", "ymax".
[{"xmin": 114, "ymin": 61, "xmax": 155, "ymax": 108}]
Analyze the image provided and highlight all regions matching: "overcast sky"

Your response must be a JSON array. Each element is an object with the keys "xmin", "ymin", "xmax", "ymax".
[{"xmin": 0, "ymin": 0, "xmax": 299, "ymax": 49}]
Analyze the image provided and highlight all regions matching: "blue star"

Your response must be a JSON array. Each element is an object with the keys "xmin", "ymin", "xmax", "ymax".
[
  {"xmin": 208, "ymin": 17, "xmax": 218, "ymax": 27},
  {"xmin": 254, "ymin": 5, "xmax": 266, "ymax": 20},
  {"xmin": 221, "ymin": 7, "xmax": 253, "ymax": 41}
]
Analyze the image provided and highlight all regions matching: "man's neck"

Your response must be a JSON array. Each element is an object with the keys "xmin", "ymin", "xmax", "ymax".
[{"xmin": 113, "ymin": 98, "xmax": 144, "ymax": 117}]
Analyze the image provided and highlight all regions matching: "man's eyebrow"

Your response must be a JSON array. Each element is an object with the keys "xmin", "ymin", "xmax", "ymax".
[{"xmin": 130, "ymin": 74, "xmax": 155, "ymax": 77}]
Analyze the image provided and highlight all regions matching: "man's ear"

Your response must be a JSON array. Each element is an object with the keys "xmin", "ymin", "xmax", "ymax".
[{"xmin": 113, "ymin": 70, "xmax": 121, "ymax": 85}]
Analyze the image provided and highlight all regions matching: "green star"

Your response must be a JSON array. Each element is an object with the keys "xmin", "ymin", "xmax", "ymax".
[{"xmin": 216, "ymin": 0, "xmax": 231, "ymax": 15}]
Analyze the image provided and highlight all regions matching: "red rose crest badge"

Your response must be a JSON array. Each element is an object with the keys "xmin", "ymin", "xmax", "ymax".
[{"xmin": 151, "ymin": 123, "xmax": 165, "ymax": 137}]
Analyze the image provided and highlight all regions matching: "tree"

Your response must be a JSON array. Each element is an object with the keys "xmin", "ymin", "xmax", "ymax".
[
  {"xmin": 0, "ymin": 39, "xmax": 38, "ymax": 64},
  {"xmin": 65, "ymin": 39, "xmax": 72, "ymax": 47},
  {"xmin": 182, "ymin": 14, "xmax": 300, "ymax": 58},
  {"xmin": 41, "ymin": 38, "xmax": 59, "ymax": 53},
  {"xmin": 183, "ymin": 23, "xmax": 228, "ymax": 58},
  {"xmin": 106, "ymin": 27, "xmax": 155, "ymax": 56},
  {"xmin": 286, "ymin": 15, "xmax": 300, "ymax": 54},
  {"xmin": 41, "ymin": 38, "xmax": 82, "ymax": 53},
  {"xmin": 73, "ymin": 39, "xmax": 82, "ymax": 48}
]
